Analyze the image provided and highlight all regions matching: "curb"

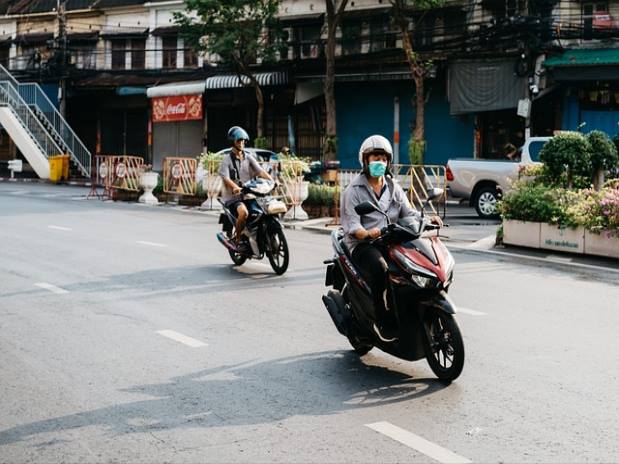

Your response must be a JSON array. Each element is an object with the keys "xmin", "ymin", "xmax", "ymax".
[{"xmin": 448, "ymin": 243, "xmax": 619, "ymax": 275}]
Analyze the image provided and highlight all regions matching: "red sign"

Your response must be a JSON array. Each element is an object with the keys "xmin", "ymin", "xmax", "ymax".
[{"xmin": 152, "ymin": 94, "xmax": 203, "ymax": 123}]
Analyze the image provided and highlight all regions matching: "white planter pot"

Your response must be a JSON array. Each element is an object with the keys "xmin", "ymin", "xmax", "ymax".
[
  {"xmin": 540, "ymin": 224, "xmax": 584, "ymax": 254},
  {"xmin": 503, "ymin": 220, "xmax": 541, "ymax": 248},
  {"xmin": 201, "ymin": 174, "xmax": 223, "ymax": 210},
  {"xmin": 584, "ymin": 230, "xmax": 619, "ymax": 259},
  {"xmin": 284, "ymin": 180, "xmax": 310, "ymax": 221},
  {"xmin": 138, "ymin": 171, "xmax": 159, "ymax": 205}
]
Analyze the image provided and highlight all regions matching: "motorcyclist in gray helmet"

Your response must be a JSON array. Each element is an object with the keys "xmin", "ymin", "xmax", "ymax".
[{"xmin": 219, "ymin": 126, "xmax": 272, "ymax": 254}]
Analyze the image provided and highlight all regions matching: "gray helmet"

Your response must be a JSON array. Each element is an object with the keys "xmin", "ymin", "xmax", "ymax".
[
  {"xmin": 227, "ymin": 126, "xmax": 250, "ymax": 144},
  {"xmin": 358, "ymin": 135, "xmax": 393, "ymax": 168}
]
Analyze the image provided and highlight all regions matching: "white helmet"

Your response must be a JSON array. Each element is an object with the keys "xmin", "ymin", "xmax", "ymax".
[{"xmin": 358, "ymin": 135, "xmax": 393, "ymax": 168}]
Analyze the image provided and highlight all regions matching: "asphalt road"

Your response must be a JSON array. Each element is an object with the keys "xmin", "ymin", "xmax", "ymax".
[{"xmin": 1, "ymin": 183, "xmax": 618, "ymax": 463}]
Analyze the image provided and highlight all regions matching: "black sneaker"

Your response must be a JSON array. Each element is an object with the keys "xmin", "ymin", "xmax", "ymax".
[
  {"xmin": 373, "ymin": 322, "xmax": 398, "ymax": 342},
  {"xmin": 236, "ymin": 242, "xmax": 251, "ymax": 256}
]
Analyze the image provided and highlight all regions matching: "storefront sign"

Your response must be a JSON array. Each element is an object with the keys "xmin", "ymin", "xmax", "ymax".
[
  {"xmin": 99, "ymin": 162, "xmax": 108, "ymax": 179},
  {"xmin": 152, "ymin": 94, "xmax": 203, "ymax": 122}
]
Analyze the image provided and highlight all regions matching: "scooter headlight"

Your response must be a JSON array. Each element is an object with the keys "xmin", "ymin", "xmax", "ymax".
[{"xmin": 392, "ymin": 249, "xmax": 438, "ymax": 288}]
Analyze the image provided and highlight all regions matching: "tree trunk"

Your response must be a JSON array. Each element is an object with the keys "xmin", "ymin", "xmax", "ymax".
[
  {"xmin": 254, "ymin": 81, "xmax": 264, "ymax": 138},
  {"xmin": 593, "ymin": 168, "xmax": 605, "ymax": 191},
  {"xmin": 323, "ymin": 0, "xmax": 348, "ymax": 161},
  {"xmin": 413, "ymin": 74, "xmax": 425, "ymax": 144},
  {"xmin": 324, "ymin": 20, "xmax": 337, "ymax": 160}
]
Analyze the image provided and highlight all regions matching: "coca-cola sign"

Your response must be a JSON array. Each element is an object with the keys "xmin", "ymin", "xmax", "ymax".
[{"xmin": 152, "ymin": 94, "xmax": 203, "ymax": 123}]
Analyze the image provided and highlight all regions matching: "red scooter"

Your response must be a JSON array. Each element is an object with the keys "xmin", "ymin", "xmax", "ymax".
[{"xmin": 322, "ymin": 192, "xmax": 465, "ymax": 381}]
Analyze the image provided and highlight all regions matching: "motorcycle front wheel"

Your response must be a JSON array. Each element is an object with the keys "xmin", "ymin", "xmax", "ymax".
[
  {"xmin": 266, "ymin": 228, "xmax": 289, "ymax": 275},
  {"xmin": 423, "ymin": 311, "xmax": 465, "ymax": 382}
]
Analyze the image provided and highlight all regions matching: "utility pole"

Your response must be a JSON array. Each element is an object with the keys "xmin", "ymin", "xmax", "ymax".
[{"xmin": 57, "ymin": 0, "xmax": 67, "ymax": 118}]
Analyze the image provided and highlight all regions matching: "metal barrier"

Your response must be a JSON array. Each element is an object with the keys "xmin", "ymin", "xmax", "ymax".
[
  {"xmin": 163, "ymin": 157, "xmax": 197, "ymax": 195},
  {"xmin": 110, "ymin": 155, "xmax": 143, "ymax": 191},
  {"xmin": 329, "ymin": 164, "xmax": 447, "ymax": 224}
]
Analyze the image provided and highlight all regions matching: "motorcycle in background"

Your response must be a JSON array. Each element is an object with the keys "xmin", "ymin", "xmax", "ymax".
[{"xmin": 216, "ymin": 178, "xmax": 290, "ymax": 275}]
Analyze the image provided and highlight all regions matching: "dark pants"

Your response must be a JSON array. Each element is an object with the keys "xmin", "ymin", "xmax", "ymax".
[{"xmin": 352, "ymin": 242, "xmax": 390, "ymax": 322}]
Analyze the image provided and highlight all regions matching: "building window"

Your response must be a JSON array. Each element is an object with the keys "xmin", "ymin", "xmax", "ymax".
[
  {"xmin": 0, "ymin": 46, "xmax": 9, "ymax": 68},
  {"xmin": 111, "ymin": 40, "xmax": 126, "ymax": 70},
  {"xmin": 162, "ymin": 36, "xmax": 177, "ymax": 69},
  {"xmin": 184, "ymin": 46, "xmax": 198, "ymax": 68},
  {"xmin": 297, "ymin": 25, "xmax": 321, "ymax": 59},
  {"xmin": 583, "ymin": 2, "xmax": 611, "ymax": 39},
  {"xmin": 74, "ymin": 45, "xmax": 96, "ymax": 69},
  {"xmin": 131, "ymin": 39, "xmax": 145, "ymax": 69},
  {"xmin": 341, "ymin": 21, "xmax": 362, "ymax": 55}
]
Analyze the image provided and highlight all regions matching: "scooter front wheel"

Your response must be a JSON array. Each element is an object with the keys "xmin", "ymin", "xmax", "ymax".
[
  {"xmin": 423, "ymin": 311, "xmax": 465, "ymax": 382},
  {"xmin": 266, "ymin": 228, "xmax": 289, "ymax": 275}
]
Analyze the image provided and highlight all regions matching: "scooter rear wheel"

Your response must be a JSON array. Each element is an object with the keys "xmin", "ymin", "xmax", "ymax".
[{"xmin": 423, "ymin": 311, "xmax": 465, "ymax": 382}]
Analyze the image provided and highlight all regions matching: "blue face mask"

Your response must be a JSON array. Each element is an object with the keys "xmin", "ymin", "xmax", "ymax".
[{"xmin": 368, "ymin": 161, "xmax": 387, "ymax": 177}]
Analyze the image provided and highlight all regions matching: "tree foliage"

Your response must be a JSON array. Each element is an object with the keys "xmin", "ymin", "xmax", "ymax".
[
  {"xmin": 174, "ymin": 0, "xmax": 284, "ymax": 72},
  {"xmin": 539, "ymin": 132, "xmax": 592, "ymax": 187},
  {"xmin": 587, "ymin": 130, "xmax": 619, "ymax": 172}
]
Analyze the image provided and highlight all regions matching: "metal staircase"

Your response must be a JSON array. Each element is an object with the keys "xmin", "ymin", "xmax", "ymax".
[{"xmin": 0, "ymin": 64, "xmax": 91, "ymax": 178}]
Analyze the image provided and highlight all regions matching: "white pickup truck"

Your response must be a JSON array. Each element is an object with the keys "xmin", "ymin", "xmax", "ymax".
[{"xmin": 446, "ymin": 137, "xmax": 551, "ymax": 218}]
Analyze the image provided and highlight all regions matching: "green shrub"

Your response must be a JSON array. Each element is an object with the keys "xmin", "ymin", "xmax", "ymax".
[
  {"xmin": 539, "ymin": 132, "xmax": 592, "ymax": 187},
  {"xmin": 588, "ymin": 130, "xmax": 619, "ymax": 172},
  {"xmin": 254, "ymin": 136, "xmax": 268, "ymax": 149}
]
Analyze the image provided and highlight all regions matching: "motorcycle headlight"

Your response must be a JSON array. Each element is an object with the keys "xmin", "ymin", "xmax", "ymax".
[{"xmin": 392, "ymin": 249, "xmax": 438, "ymax": 288}]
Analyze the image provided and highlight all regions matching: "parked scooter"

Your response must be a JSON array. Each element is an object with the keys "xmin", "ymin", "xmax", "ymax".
[
  {"xmin": 322, "ymin": 189, "xmax": 465, "ymax": 381},
  {"xmin": 216, "ymin": 178, "xmax": 290, "ymax": 275}
]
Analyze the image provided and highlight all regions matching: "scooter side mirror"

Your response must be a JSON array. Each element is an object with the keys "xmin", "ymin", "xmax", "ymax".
[
  {"xmin": 354, "ymin": 201, "xmax": 379, "ymax": 216},
  {"xmin": 426, "ymin": 187, "xmax": 444, "ymax": 201}
]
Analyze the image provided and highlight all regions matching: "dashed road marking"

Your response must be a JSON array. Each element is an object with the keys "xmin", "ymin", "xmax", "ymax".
[
  {"xmin": 9, "ymin": 190, "xmax": 27, "ymax": 195},
  {"xmin": 34, "ymin": 282, "xmax": 69, "ymax": 295},
  {"xmin": 365, "ymin": 422, "xmax": 472, "ymax": 464},
  {"xmin": 136, "ymin": 240, "xmax": 167, "ymax": 248},
  {"xmin": 457, "ymin": 307, "xmax": 486, "ymax": 316},
  {"xmin": 48, "ymin": 225, "xmax": 72, "ymax": 231},
  {"xmin": 156, "ymin": 330, "xmax": 207, "ymax": 348}
]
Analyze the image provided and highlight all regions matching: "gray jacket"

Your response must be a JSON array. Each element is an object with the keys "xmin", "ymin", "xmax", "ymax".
[
  {"xmin": 341, "ymin": 173, "xmax": 418, "ymax": 252},
  {"xmin": 219, "ymin": 151, "xmax": 263, "ymax": 202}
]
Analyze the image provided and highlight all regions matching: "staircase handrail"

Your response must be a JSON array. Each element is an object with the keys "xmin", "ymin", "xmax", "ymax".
[
  {"xmin": 0, "ymin": 81, "xmax": 66, "ymax": 160},
  {"xmin": 18, "ymin": 82, "xmax": 91, "ymax": 177}
]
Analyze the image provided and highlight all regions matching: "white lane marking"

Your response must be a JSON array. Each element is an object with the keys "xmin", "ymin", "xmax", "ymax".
[
  {"xmin": 34, "ymin": 282, "xmax": 69, "ymax": 295},
  {"xmin": 41, "ymin": 193, "xmax": 61, "ymax": 198},
  {"xmin": 156, "ymin": 330, "xmax": 207, "ymax": 348},
  {"xmin": 457, "ymin": 307, "xmax": 486, "ymax": 316},
  {"xmin": 137, "ymin": 240, "xmax": 167, "ymax": 248},
  {"xmin": 365, "ymin": 422, "xmax": 471, "ymax": 464},
  {"xmin": 9, "ymin": 190, "xmax": 27, "ymax": 195},
  {"xmin": 48, "ymin": 225, "xmax": 72, "ymax": 231}
]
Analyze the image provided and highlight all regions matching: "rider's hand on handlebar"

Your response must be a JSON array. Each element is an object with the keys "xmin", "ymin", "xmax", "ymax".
[
  {"xmin": 429, "ymin": 215, "xmax": 443, "ymax": 227},
  {"xmin": 232, "ymin": 185, "xmax": 242, "ymax": 195},
  {"xmin": 367, "ymin": 227, "xmax": 382, "ymax": 239}
]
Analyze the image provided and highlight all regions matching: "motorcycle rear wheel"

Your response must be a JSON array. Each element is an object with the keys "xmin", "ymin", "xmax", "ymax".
[{"xmin": 423, "ymin": 311, "xmax": 465, "ymax": 382}]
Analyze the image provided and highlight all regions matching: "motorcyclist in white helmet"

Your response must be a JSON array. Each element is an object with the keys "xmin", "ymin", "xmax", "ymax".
[{"xmin": 341, "ymin": 135, "xmax": 441, "ymax": 342}]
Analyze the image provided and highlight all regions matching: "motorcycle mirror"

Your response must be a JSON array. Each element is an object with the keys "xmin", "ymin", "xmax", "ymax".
[
  {"xmin": 354, "ymin": 201, "xmax": 378, "ymax": 216},
  {"xmin": 426, "ymin": 187, "xmax": 444, "ymax": 201}
]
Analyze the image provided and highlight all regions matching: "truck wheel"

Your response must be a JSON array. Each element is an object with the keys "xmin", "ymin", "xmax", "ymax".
[{"xmin": 474, "ymin": 186, "xmax": 499, "ymax": 218}]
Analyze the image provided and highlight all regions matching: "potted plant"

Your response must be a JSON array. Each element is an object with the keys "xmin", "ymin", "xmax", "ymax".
[
  {"xmin": 198, "ymin": 152, "xmax": 224, "ymax": 210},
  {"xmin": 138, "ymin": 164, "xmax": 159, "ymax": 205},
  {"xmin": 279, "ymin": 154, "xmax": 311, "ymax": 220}
]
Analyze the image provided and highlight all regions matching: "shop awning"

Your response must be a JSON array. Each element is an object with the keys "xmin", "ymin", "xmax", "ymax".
[
  {"xmin": 543, "ymin": 48, "xmax": 619, "ymax": 81},
  {"xmin": 544, "ymin": 48, "xmax": 619, "ymax": 67},
  {"xmin": 100, "ymin": 28, "xmax": 149, "ymax": 39},
  {"xmin": 14, "ymin": 32, "xmax": 54, "ymax": 45},
  {"xmin": 205, "ymin": 72, "xmax": 288, "ymax": 89},
  {"xmin": 151, "ymin": 26, "xmax": 180, "ymax": 36},
  {"xmin": 278, "ymin": 13, "xmax": 324, "ymax": 25},
  {"xmin": 147, "ymin": 81, "xmax": 206, "ymax": 98},
  {"xmin": 448, "ymin": 58, "xmax": 526, "ymax": 115}
]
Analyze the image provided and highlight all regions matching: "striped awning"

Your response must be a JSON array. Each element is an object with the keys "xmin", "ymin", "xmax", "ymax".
[{"xmin": 205, "ymin": 72, "xmax": 288, "ymax": 89}]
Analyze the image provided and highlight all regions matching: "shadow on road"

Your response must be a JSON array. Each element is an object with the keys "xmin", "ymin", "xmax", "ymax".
[{"xmin": 0, "ymin": 351, "xmax": 452, "ymax": 445}]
